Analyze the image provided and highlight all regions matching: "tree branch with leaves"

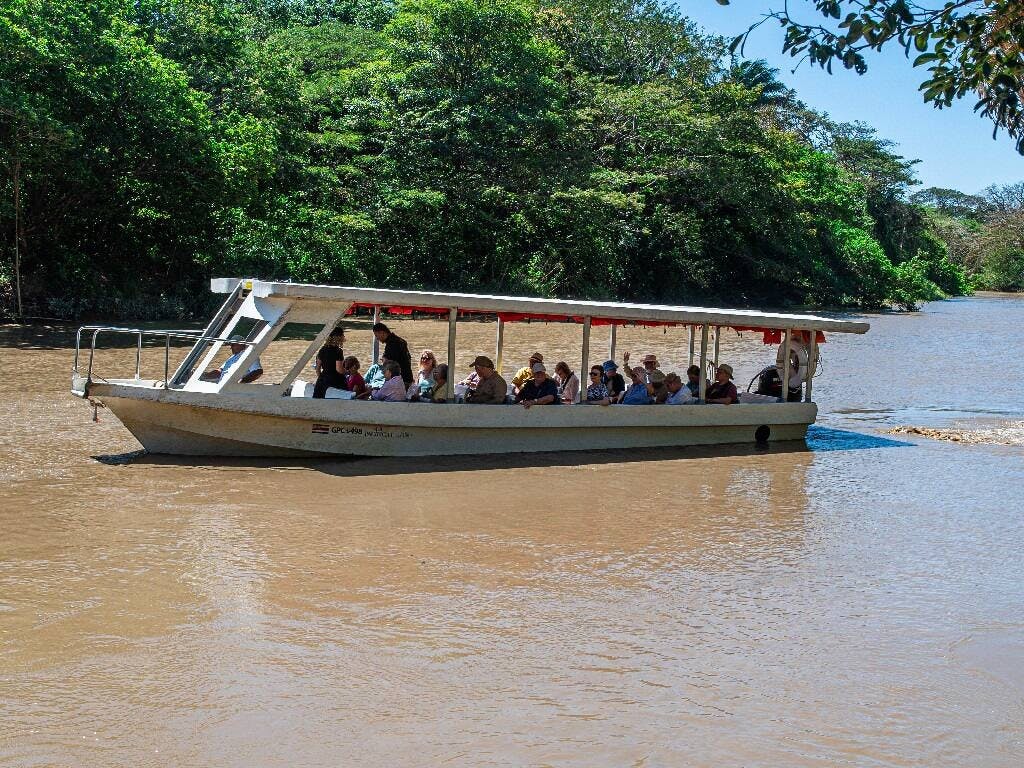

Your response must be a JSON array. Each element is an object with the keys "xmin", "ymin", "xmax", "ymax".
[{"xmin": 719, "ymin": 0, "xmax": 1024, "ymax": 152}]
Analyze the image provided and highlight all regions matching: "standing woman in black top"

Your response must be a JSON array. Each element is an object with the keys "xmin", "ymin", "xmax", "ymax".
[{"xmin": 313, "ymin": 326, "xmax": 347, "ymax": 398}]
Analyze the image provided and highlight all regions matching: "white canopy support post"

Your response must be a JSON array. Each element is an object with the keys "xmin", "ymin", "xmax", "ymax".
[
  {"xmin": 581, "ymin": 316, "xmax": 591, "ymax": 403},
  {"xmin": 698, "ymin": 324, "xmax": 709, "ymax": 402},
  {"xmin": 608, "ymin": 323, "xmax": 617, "ymax": 361},
  {"xmin": 495, "ymin": 317, "xmax": 505, "ymax": 376},
  {"xmin": 446, "ymin": 307, "xmax": 457, "ymax": 401},
  {"xmin": 805, "ymin": 332, "xmax": 818, "ymax": 403},
  {"xmin": 371, "ymin": 305, "xmax": 381, "ymax": 363},
  {"xmin": 688, "ymin": 325, "xmax": 695, "ymax": 366},
  {"xmin": 713, "ymin": 325, "xmax": 720, "ymax": 369},
  {"xmin": 781, "ymin": 328, "xmax": 792, "ymax": 403}
]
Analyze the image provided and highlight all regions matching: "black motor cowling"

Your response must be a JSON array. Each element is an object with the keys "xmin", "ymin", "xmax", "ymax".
[
  {"xmin": 755, "ymin": 367, "xmax": 782, "ymax": 397},
  {"xmin": 753, "ymin": 366, "xmax": 802, "ymax": 401}
]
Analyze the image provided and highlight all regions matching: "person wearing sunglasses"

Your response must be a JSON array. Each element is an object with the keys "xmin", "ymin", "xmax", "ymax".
[{"xmin": 585, "ymin": 365, "xmax": 611, "ymax": 405}]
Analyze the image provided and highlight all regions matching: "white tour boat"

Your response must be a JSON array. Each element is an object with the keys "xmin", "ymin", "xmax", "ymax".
[{"xmin": 71, "ymin": 278, "xmax": 869, "ymax": 457}]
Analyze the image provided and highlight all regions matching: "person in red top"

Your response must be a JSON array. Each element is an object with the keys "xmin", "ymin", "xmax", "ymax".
[
  {"xmin": 342, "ymin": 355, "xmax": 367, "ymax": 398},
  {"xmin": 705, "ymin": 363, "xmax": 739, "ymax": 404}
]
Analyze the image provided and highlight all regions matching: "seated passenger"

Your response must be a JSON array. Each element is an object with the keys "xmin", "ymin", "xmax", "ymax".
[
  {"xmin": 685, "ymin": 365, "xmax": 701, "ymax": 396},
  {"xmin": 363, "ymin": 354, "xmax": 388, "ymax": 390},
  {"xmin": 465, "ymin": 356, "xmax": 508, "ymax": 404},
  {"xmin": 663, "ymin": 372, "xmax": 696, "ymax": 405},
  {"xmin": 515, "ymin": 363, "xmax": 559, "ymax": 408},
  {"xmin": 200, "ymin": 339, "xmax": 263, "ymax": 383},
  {"xmin": 342, "ymin": 356, "xmax": 367, "ymax": 398},
  {"xmin": 619, "ymin": 367, "xmax": 654, "ymax": 405},
  {"xmin": 370, "ymin": 361, "xmax": 407, "ymax": 402},
  {"xmin": 705, "ymin": 363, "xmax": 739, "ymax": 404},
  {"xmin": 511, "ymin": 352, "xmax": 544, "ymax": 395},
  {"xmin": 416, "ymin": 350, "xmax": 437, "ymax": 397},
  {"xmin": 430, "ymin": 364, "xmax": 450, "ymax": 403},
  {"xmin": 601, "ymin": 360, "xmax": 625, "ymax": 400},
  {"xmin": 554, "ymin": 362, "xmax": 580, "ymax": 404},
  {"xmin": 585, "ymin": 365, "xmax": 611, "ymax": 405},
  {"xmin": 427, "ymin": 364, "xmax": 448, "ymax": 403},
  {"xmin": 622, "ymin": 351, "xmax": 665, "ymax": 387}
]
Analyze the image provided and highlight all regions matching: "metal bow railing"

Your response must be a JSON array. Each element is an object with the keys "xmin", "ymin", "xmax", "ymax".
[{"xmin": 73, "ymin": 326, "xmax": 253, "ymax": 389}]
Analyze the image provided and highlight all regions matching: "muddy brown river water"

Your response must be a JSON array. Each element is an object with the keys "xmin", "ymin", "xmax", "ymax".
[{"xmin": 1, "ymin": 294, "xmax": 1022, "ymax": 766}]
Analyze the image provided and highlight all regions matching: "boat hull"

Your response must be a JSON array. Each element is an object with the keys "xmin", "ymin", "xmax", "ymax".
[{"xmin": 85, "ymin": 381, "xmax": 816, "ymax": 457}]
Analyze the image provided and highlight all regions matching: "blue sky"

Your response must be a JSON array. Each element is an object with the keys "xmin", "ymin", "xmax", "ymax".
[{"xmin": 679, "ymin": 1, "xmax": 1023, "ymax": 194}]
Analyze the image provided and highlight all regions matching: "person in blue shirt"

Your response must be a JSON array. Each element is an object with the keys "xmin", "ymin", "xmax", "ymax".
[
  {"xmin": 685, "ymin": 365, "xmax": 701, "ymax": 396},
  {"xmin": 363, "ymin": 353, "xmax": 388, "ymax": 390},
  {"xmin": 515, "ymin": 363, "xmax": 560, "ymax": 408},
  {"xmin": 663, "ymin": 373, "xmax": 696, "ymax": 405},
  {"xmin": 619, "ymin": 367, "xmax": 653, "ymax": 404}
]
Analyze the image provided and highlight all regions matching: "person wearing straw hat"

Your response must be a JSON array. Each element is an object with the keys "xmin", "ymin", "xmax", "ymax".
[
  {"xmin": 705, "ymin": 363, "xmax": 739, "ymax": 404},
  {"xmin": 622, "ymin": 351, "xmax": 664, "ymax": 385},
  {"xmin": 464, "ymin": 356, "xmax": 508, "ymax": 404}
]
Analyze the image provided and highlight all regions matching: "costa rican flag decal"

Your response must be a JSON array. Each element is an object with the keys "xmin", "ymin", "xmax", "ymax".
[{"xmin": 311, "ymin": 423, "xmax": 330, "ymax": 434}]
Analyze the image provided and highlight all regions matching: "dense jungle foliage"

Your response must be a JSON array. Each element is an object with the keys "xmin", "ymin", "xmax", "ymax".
[
  {"xmin": 0, "ymin": 0, "xmax": 998, "ymax": 320},
  {"xmin": 912, "ymin": 182, "xmax": 1024, "ymax": 292}
]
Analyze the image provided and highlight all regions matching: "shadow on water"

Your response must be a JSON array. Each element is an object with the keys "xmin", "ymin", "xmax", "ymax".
[
  {"xmin": 806, "ymin": 425, "xmax": 914, "ymax": 451},
  {"xmin": 0, "ymin": 323, "xmax": 80, "ymax": 350},
  {"xmin": 0, "ymin": 321, "xmax": 210, "ymax": 350},
  {"xmin": 94, "ymin": 442, "xmax": 804, "ymax": 475},
  {"xmin": 92, "ymin": 427, "xmax": 911, "ymax": 475}
]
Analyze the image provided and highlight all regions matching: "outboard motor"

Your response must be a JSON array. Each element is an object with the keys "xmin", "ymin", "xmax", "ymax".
[
  {"xmin": 750, "ymin": 366, "xmax": 803, "ymax": 401},
  {"xmin": 754, "ymin": 366, "xmax": 782, "ymax": 398}
]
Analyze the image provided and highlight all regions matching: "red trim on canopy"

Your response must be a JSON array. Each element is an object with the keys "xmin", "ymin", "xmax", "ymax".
[
  {"xmin": 345, "ymin": 302, "xmax": 449, "ymax": 316},
  {"xmin": 733, "ymin": 327, "xmax": 826, "ymax": 345},
  {"xmin": 385, "ymin": 305, "xmax": 450, "ymax": 316},
  {"xmin": 343, "ymin": 302, "xmax": 825, "ymax": 344}
]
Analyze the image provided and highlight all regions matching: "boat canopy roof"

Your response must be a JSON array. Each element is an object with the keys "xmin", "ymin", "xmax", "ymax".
[{"xmin": 212, "ymin": 278, "xmax": 870, "ymax": 334}]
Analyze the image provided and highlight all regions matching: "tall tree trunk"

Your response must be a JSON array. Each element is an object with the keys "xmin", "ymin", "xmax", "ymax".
[{"xmin": 12, "ymin": 127, "xmax": 23, "ymax": 319}]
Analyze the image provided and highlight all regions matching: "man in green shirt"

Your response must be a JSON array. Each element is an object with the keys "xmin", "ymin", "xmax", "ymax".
[{"xmin": 465, "ymin": 356, "xmax": 508, "ymax": 404}]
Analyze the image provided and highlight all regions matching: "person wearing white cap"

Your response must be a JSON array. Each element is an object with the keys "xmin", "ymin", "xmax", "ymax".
[
  {"xmin": 514, "ymin": 362, "xmax": 559, "ymax": 408},
  {"xmin": 200, "ymin": 338, "xmax": 263, "ymax": 383},
  {"xmin": 512, "ymin": 352, "xmax": 544, "ymax": 395}
]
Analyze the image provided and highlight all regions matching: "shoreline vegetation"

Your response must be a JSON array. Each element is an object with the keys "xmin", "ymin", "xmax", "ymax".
[{"xmin": 2, "ymin": 0, "xmax": 1021, "ymax": 323}]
